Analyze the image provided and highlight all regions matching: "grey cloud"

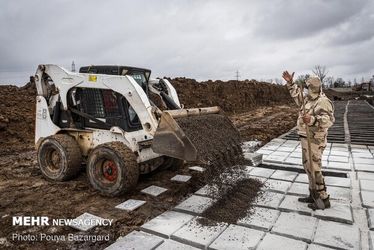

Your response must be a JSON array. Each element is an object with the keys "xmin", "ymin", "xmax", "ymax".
[{"xmin": 0, "ymin": 0, "xmax": 373, "ymax": 85}]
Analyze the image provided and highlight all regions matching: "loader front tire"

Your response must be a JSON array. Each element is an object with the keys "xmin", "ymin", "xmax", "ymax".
[
  {"xmin": 87, "ymin": 142, "xmax": 139, "ymax": 197},
  {"xmin": 37, "ymin": 134, "xmax": 82, "ymax": 181}
]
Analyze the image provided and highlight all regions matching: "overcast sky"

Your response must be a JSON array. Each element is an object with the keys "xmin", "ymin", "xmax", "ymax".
[{"xmin": 0, "ymin": 0, "xmax": 373, "ymax": 85}]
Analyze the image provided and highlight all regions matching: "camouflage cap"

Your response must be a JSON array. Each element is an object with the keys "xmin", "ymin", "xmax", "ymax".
[{"xmin": 306, "ymin": 76, "xmax": 321, "ymax": 99}]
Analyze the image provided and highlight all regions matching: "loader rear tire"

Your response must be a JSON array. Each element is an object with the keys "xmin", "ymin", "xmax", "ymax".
[
  {"xmin": 37, "ymin": 134, "xmax": 82, "ymax": 181},
  {"xmin": 160, "ymin": 157, "xmax": 184, "ymax": 171},
  {"xmin": 87, "ymin": 142, "xmax": 139, "ymax": 197}
]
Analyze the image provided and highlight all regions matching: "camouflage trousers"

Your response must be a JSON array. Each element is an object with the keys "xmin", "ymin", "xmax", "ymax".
[{"xmin": 300, "ymin": 136, "xmax": 329, "ymax": 200}]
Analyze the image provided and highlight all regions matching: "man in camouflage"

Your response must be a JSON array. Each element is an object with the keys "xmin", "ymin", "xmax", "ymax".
[{"xmin": 282, "ymin": 71, "xmax": 335, "ymax": 210}]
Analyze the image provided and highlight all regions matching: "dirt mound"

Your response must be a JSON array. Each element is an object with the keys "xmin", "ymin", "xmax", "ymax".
[
  {"xmin": 199, "ymin": 178, "xmax": 264, "ymax": 225},
  {"xmin": 177, "ymin": 114, "xmax": 246, "ymax": 197},
  {"xmin": 171, "ymin": 78, "xmax": 292, "ymax": 113},
  {"xmin": 0, "ymin": 83, "xmax": 36, "ymax": 155}
]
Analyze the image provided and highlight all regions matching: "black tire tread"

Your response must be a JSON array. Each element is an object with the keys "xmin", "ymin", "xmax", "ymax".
[
  {"xmin": 88, "ymin": 141, "xmax": 139, "ymax": 196},
  {"xmin": 38, "ymin": 134, "xmax": 82, "ymax": 181}
]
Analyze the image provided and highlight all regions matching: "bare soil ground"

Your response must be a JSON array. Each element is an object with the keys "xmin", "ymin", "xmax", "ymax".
[{"xmin": 0, "ymin": 80, "xmax": 297, "ymax": 249}]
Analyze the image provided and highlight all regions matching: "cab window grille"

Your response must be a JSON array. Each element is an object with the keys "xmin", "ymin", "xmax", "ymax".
[{"xmin": 82, "ymin": 88, "xmax": 105, "ymax": 118}]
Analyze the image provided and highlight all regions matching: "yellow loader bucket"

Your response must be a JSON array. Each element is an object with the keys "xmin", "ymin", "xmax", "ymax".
[{"xmin": 151, "ymin": 106, "xmax": 241, "ymax": 162}]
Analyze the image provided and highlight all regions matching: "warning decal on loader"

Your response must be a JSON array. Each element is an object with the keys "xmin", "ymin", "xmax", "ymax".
[{"xmin": 88, "ymin": 75, "xmax": 97, "ymax": 82}]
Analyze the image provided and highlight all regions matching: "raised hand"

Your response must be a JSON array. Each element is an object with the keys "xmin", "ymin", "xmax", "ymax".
[{"xmin": 282, "ymin": 71, "xmax": 295, "ymax": 83}]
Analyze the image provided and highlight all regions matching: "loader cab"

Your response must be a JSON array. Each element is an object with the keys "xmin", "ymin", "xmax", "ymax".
[
  {"xmin": 72, "ymin": 65, "xmax": 150, "ymax": 131},
  {"xmin": 79, "ymin": 65, "xmax": 151, "ymax": 94},
  {"xmin": 67, "ymin": 87, "xmax": 143, "ymax": 132}
]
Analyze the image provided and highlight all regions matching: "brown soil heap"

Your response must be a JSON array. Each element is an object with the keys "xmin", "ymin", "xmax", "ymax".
[
  {"xmin": 200, "ymin": 178, "xmax": 264, "ymax": 225},
  {"xmin": 176, "ymin": 114, "xmax": 246, "ymax": 193},
  {"xmin": 0, "ymin": 82, "xmax": 36, "ymax": 155},
  {"xmin": 171, "ymin": 78, "xmax": 293, "ymax": 113}
]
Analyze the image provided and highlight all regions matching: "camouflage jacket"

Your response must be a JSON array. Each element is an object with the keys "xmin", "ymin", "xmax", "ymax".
[{"xmin": 287, "ymin": 81, "xmax": 335, "ymax": 139}]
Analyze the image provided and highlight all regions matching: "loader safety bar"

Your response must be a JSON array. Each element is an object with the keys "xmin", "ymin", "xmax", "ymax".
[{"xmin": 165, "ymin": 106, "xmax": 221, "ymax": 118}]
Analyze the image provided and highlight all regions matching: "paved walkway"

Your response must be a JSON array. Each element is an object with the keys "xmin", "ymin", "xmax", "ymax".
[{"xmin": 105, "ymin": 100, "xmax": 374, "ymax": 250}]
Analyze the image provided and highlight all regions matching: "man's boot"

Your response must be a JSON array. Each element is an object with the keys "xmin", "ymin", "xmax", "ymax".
[
  {"xmin": 308, "ymin": 195, "xmax": 331, "ymax": 210},
  {"xmin": 298, "ymin": 189, "xmax": 314, "ymax": 203}
]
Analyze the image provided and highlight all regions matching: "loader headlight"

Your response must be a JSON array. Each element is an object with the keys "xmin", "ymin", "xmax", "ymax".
[{"xmin": 144, "ymin": 122, "xmax": 151, "ymax": 131}]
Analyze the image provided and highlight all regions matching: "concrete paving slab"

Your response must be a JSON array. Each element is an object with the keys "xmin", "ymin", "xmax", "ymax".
[
  {"xmin": 355, "ymin": 158, "xmax": 374, "ymax": 165},
  {"xmin": 115, "ymin": 199, "xmax": 146, "ymax": 211},
  {"xmin": 360, "ymin": 179, "xmax": 374, "ymax": 192},
  {"xmin": 282, "ymin": 140, "xmax": 299, "ymax": 146},
  {"xmin": 195, "ymin": 184, "xmax": 219, "ymax": 197},
  {"xmin": 355, "ymin": 163, "xmax": 374, "ymax": 172},
  {"xmin": 171, "ymin": 217, "xmax": 228, "ymax": 249},
  {"xmin": 367, "ymin": 208, "xmax": 374, "ymax": 230},
  {"xmin": 314, "ymin": 201, "xmax": 353, "ymax": 224},
  {"xmin": 357, "ymin": 172, "xmax": 374, "ymax": 181},
  {"xmin": 351, "ymin": 148, "xmax": 370, "ymax": 154},
  {"xmin": 265, "ymin": 154, "xmax": 287, "ymax": 162},
  {"xmin": 313, "ymin": 220, "xmax": 360, "ymax": 249},
  {"xmin": 322, "ymin": 155, "xmax": 328, "ymax": 162},
  {"xmin": 288, "ymin": 182, "xmax": 309, "ymax": 196},
  {"xmin": 328, "ymin": 186, "xmax": 351, "ymax": 201},
  {"xmin": 294, "ymin": 147, "xmax": 302, "ymax": 153},
  {"xmin": 270, "ymin": 138, "xmax": 287, "ymax": 144},
  {"xmin": 331, "ymin": 143, "xmax": 348, "ymax": 149},
  {"xmin": 249, "ymin": 167, "xmax": 275, "ymax": 178},
  {"xmin": 189, "ymin": 166, "xmax": 206, "ymax": 172},
  {"xmin": 255, "ymin": 191, "xmax": 285, "ymax": 209},
  {"xmin": 361, "ymin": 191, "xmax": 374, "ymax": 208},
  {"xmin": 325, "ymin": 176, "xmax": 351, "ymax": 188},
  {"xmin": 141, "ymin": 185, "xmax": 168, "ymax": 197},
  {"xmin": 284, "ymin": 157, "xmax": 302, "ymax": 165},
  {"xmin": 156, "ymin": 239, "xmax": 199, "ymax": 250},
  {"xmin": 279, "ymin": 195, "xmax": 312, "ymax": 215},
  {"xmin": 307, "ymin": 244, "xmax": 335, "ymax": 250},
  {"xmin": 256, "ymin": 233, "xmax": 307, "ymax": 250},
  {"xmin": 330, "ymin": 150, "xmax": 349, "ymax": 157},
  {"xmin": 105, "ymin": 230, "xmax": 164, "ymax": 250},
  {"xmin": 327, "ymin": 162, "xmax": 351, "ymax": 171},
  {"xmin": 208, "ymin": 224, "xmax": 265, "ymax": 250},
  {"xmin": 140, "ymin": 211, "xmax": 194, "ymax": 238},
  {"xmin": 351, "ymin": 144, "xmax": 368, "ymax": 150},
  {"xmin": 171, "ymin": 175, "xmax": 191, "ymax": 183},
  {"xmin": 244, "ymin": 152, "xmax": 263, "ymax": 166},
  {"xmin": 295, "ymin": 174, "xmax": 308, "ymax": 184},
  {"xmin": 263, "ymin": 179, "xmax": 291, "ymax": 193},
  {"xmin": 271, "ymin": 212, "xmax": 317, "ymax": 243},
  {"xmin": 257, "ymin": 149, "xmax": 274, "ymax": 155},
  {"xmin": 277, "ymin": 146, "xmax": 297, "ymax": 152},
  {"xmin": 237, "ymin": 206, "xmax": 280, "ymax": 231},
  {"xmin": 270, "ymin": 170, "xmax": 298, "ymax": 182},
  {"xmin": 261, "ymin": 145, "xmax": 280, "ymax": 151},
  {"xmin": 328, "ymin": 155, "xmax": 349, "ymax": 163},
  {"xmin": 352, "ymin": 152, "xmax": 373, "ymax": 158},
  {"xmin": 269, "ymin": 151, "xmax": 290, "ymax": 157},
  {"xmin": 369, "ymin": 231, "xmax": 374, "ymax": 250},
  {"xmin": 70, "ymin": 212, "xmax": 105, "ymax": 231},
  {"xmin": 174, "ymin": 195, "xmax": 214, "ymax": 215},
  {"xmin": 289, "ymin": 152, "xmax": 302, "ymax": 158}
]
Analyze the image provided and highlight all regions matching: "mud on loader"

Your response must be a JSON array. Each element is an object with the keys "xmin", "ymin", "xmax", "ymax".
[{"xmin": 33, "ymin": 64, "xmax": 237, "ymax": 196}]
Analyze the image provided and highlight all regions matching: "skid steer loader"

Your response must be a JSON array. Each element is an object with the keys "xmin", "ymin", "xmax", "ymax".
[{"xmin": 33, "ymin": 64, "xmax": 239, "ymax": 196}]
